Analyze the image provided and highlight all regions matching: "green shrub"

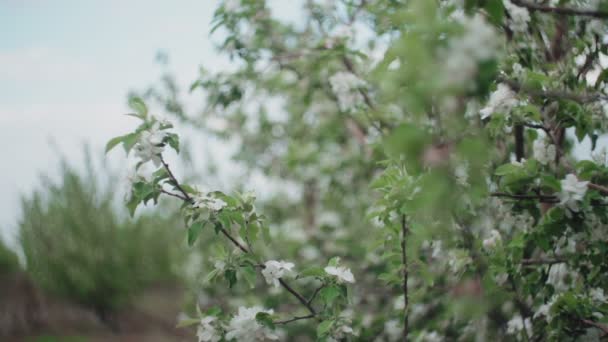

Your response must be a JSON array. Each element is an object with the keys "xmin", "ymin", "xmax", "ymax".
[
  {"xmin": 18, "ymin": 161, "xmax": 183, "ymax": 313},
  {"xmin": 0, "ymin": 239, "xmax": 20, "ymax": 275}
]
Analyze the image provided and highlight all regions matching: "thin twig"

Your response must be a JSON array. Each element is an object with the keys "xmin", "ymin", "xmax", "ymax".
[
  {"xmin": 159, "ymin": 189, "xmax": 188, "ymax": 201},
  {"xmin": 279, "ymin": 278, "xmax": 317, "ymax": 315},
  {"xmin": 511, "ymin": 0, "xmax": 608, "ymax": 18},
  {"xmin": 307, "ymin": 284, "xmax": 325, "ymax": 305},
  {"xmin": 491, "ymin": 192, "xmax": 559, "ymax": 203},
  {"xmin": 274, "ymin": 314, "xmax": 316, "ymax": 325},
  {"xmin": 160, "ymin": 155, "xmax": 194, "ymax": 203}
]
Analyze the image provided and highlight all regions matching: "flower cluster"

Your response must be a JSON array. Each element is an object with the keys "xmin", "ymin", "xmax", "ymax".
[
  {"xmin": 197, "ymin": 316, "xmax": 221, "ymax": 342},
  {"xmin": 133, "ymin": 122, "xmax": 167, "ymax": 166},
  {"xmin": 261, "ymin": 260, "xmax": 295, "ymax": 287},
  {"xmin": 479, "ymin": 83, "xmax": 518, "ymax": 119},
  {"xmin": 558, "ymin": 174, "xmax": 588, "ymax": 212},
  {"xmin": 193, "ymin": 193, "xmax": 228, "ymax": 212},
  {"xmin": 225, "ymin": 306, "xmax": 278, "ymax": 341},
  {"xmin": 443, "ymin": 14, "xmax": 499, "ymax": 87},
  {"xmin": 503, "ymin": 0, "xmax": 531, "ymax": 33},
  {"xmin": 329, "ymin": 71, "xmax": 366, "ymax": 112},
  {"xmin": 533, "ymin": 139, "xmax": 556, "ymax": 165},
  {"xmin": 324, "ymin": 263, "xmax": 355, "ymax": 284}
]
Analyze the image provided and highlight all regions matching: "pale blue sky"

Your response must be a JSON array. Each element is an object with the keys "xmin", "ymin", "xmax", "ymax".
[{"xmin": 0, "ymin": 0, "xmax": 302, "ymax": 243}]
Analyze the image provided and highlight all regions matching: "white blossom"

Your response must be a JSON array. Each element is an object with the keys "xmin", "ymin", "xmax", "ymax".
[
  {"xmin": 506, "ymin": 315, "xmax": 532, "ymax": 338},
  {"xmin": 214, "ymin": 260, "xmax": 226, "ymax": 272},
  {"xmin": 534, "ymin": 295, "xmax": 559, "ymax": 322},
  {"xmin": 592, "ymin": 146, "xmax": 608, "ymax": 166},
  {"xmin": 503, "ymin": 0, "xmax": 530, "ymax": 33},
  {"xmin": 558, "ymin": 174, "xmax": 588, "ymax": 212},
  {"xmin": 482, "ymin": 229, "xmax": 502, "ymax": 250},
  {"xmin": 547, "ymin": 262, "xmax": 577, "ymax": 292},
  {"xmin": 318, "ymin": 211, "xmax": 342, "ymax": 227},
  {"xmin": 384, "ymin": 319, "xmax": 402, "ymax": 341},
  {"xmin": 331, "ymin": 323, "xmax": 356, "ymax": 340},
  {"xmin": 325, "ymin": 265, "xmax": 355, "ymax": 283},
  {"xmin": 261, "ymin": 260, "xmax": 295, "ymax": 287},
  {"xmin": 480, "ymin": 83, "xmax": 519, "ymax": 119},
  {"xmin": 394, "ymin": 295, "xmax": 405, "ymax": 311},
  {"xmin": 454, "ymin": 162, "xmax": 469, "ymax": 186},
  {"xmin": 133, "ymin": 122, "xmax": 167, "ymax": 166},
  {"xmin": 197, "ymin": 316, "xmax": 221, "ymax": 342},
  {"xmin": 325, "ymin": 25, "xmax": 354, "ymax": 48},
  {"xmin": 329, "ymin": 71, "xmax": 366, "ymax": 112},
  {"xmin": 443, "ymin": 14, "xmax": 499, "ymax": 87},
  {"xmin": 223, "ymin": 0, "xmax": 241, "ymax": 13},
  {"xmin": 225, "ymin": 306, "xmax": 278, "ymax": 341},
  {"xmin": 418, "ymin": 330, "xmax": 443, "ymax": 342},
  {"xmin": 533, "ymin": 139, "xmax": 556, "ymax": 165},
  {"xmin": 590, "ymin": 288, "xmax": 607, "ymax": 303},
  {"xmin": 193, "ymin": 194, "xmax": 228, "ymax": 211}
]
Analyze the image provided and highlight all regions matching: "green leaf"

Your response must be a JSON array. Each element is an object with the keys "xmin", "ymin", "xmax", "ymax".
[
  {"xmin": 126, "ymin": 195, "xmax": 139, "ymax": 217},
  {"xmin": 122, "ymin": 132, "xmax": 140, "ymax": 153},
  {"xmin": 316, "ymin": 320, "xmax": 334, "ymax": 337},
  {"xmin": 298, "ymin": 266, "xmax": 325, "ymax": 278},
  {"xmin": 166, "ymin": 133, "xmax": 180, "ymax": 153},
  {"xmin": 188, "ymin": 221, "xmax": 205, "ymax": 246},
  {"xmin": 495, "ymin": 163, "xmax": 521, "ymax": 176},
  {"xmin": 383, "ymin": 124, "xmax": 431, "ymax": 173},
  {"xmin": 128, "ymin": 97, "xmax": 148, "ymax": 117},
  {"xmin": 176, "ymin": 318, "xmax": 200, "ymax": 328},
  {"xmin": 255, "ymin": 312, "xmax": 275, "ymax": 329},
  {"xmin": 225, "ymin": 269, "xmax": 237, "ymax": 288},
  {"xmin": 241, "ymin": 265, "xmax": 257, "ymax": 289},
  {"xmin": 206, "ymin": 306, "xmax": 222, "ymax": 316},
  {"xmin": 327, "ymin": 257, "xmax": 341, "ymax": 267},
  {"xmin": 484, "ymin": 0, "xmax": 504, "ymax": 25},
  {"xmin": 319, "ymin": 286, "xmax": 342, "ymax": 305},
  {"xmin": 105, "ymin": 135, "xmax": 125, "ymax": 154}
]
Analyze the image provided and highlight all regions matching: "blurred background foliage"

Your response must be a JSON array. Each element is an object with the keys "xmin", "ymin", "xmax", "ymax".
[{"xmin": 18, "ymin": 161, "xmax": 183, "ymax": 312}]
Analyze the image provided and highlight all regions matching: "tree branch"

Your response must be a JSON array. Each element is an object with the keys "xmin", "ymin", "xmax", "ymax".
[
  {"xmin": 588, "ymin": 183, "xmax": 608, "ymax": 195},
  {"xmin": 500, "ymin": 78, "xmax": 608, "ymax": 103},
  {"xmin": 158, "ymin": 154, "xmax": 316, "ymax": 317},
  {"xmin": 400, "ymin": 214, "xmax": 409, "ymax": 341},
  {"xmin": 521, "ymin": 257, "xmax": 565, "ymax": 266},
  {"xmin": 510, "ymin": 0, "xmax": 608, "ymax": 19},
  {"xmin": 515, "ymin": 124, "xmax": 524, "ymax": 162},
  {"xmin": 581, "ymin": 319, "xmax": 608, "ymax": 336}
]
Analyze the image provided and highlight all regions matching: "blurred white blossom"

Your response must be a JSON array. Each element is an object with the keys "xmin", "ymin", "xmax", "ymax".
[
  {"xmin": 503, "ymin": 0, "xmax": 530, "ymax": 33},
  {"xmin": 506, "ymin": 315, "xmax": 532, "ymax": 338},
  {"xmin": 197, "ymin": 316, "xmax": 221, "ymax": 342},
  {"xmin": 329, "ymin": 71, "xmax": 366, "ymax": 112},
  {"xmin": 558, "ymin": 174, "xmax": 588, "ymax": 212},
  {"xmin": 225, "ymin": 306, "xmax": 278, "ymax": 341}
]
